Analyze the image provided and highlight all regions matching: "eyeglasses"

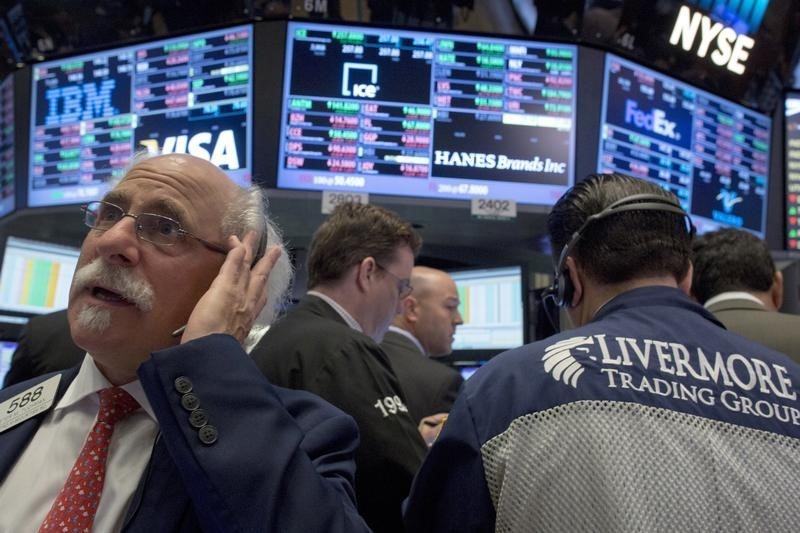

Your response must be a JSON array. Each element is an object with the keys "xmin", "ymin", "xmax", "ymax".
[
  {"xmin": 375, "ymin": 261, "xmax": 413, "ymax": 298},
  {"xmin": 81, "ymin": 200, "xmax": 228, "ymax": 255}
]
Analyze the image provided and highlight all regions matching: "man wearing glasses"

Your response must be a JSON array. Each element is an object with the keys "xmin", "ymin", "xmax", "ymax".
[
  {"xmin": 0, "ymin": 153, "xmax": 369, "ymax": 531},
  {"xmin": 252, "ymin": 202, "xmax": 428, "ymax": 533}
]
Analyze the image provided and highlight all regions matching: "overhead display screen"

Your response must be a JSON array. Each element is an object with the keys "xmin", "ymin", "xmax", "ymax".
[
  {"xmin": 28, "ymin": 24, "xmax": 253, "ymax": 207},
  {"xmin": 785, "ymin": 94, "xmax": 800, "ymax": 250},
  {"xmin": 0, "ymin": 75, "xmax": 13, "ymax": 218},
  {"xmin": 598, "ymin": 54, "xmax": 770, "ymax": 236},
  {"xmin": 277, "ymin": 22, "xmax": 577, "ymax": 205},
  {"xmin": 579, "ymin": 0, "xmax": 800, "ymax": 113}
]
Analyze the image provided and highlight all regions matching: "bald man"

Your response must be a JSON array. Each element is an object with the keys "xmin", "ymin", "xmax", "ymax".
[{"xmin": 380, "ymin": 267, "xmax": 464, "ymax": 443}]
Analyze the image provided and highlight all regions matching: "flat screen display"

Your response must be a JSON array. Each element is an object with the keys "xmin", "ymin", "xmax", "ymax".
[
  {"xmin": 452, "ymin": 361, "xmax": 486, "ymax": 380},
  {"xmin": 0, "ymin": 237, "xmax": 80, "ymax": 315},
  {"xmin": 277, "ymin": 22, "xmax": 577, "ymax": 205},
  {"xmin": 449, "ymin": 265, "xmax": 525, "ymax": 352},
  {"xmin": 786, "ymin": 94, "xmax": 800, "ymax": 250},
  {"xmin": 598, "ymin": 54, "xmax": 770, "ymax": 236},
  {"xmin": 580, "ymin": 0, "xmax": 800, "ymax": 113},
  {"xmin": 0, "ymin": 75, "xmax": 14, "ymax": 218},
  {"xmin": 28, "ymin": 24, "xmax": 253, "ymax": 207},
  {"xmin": 0, "ymin": 340, "xmax": 18, "ymax": 387}
]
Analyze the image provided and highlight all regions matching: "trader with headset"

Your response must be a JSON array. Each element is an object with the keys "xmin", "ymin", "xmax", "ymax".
[{"xmin": 403, "ymin": 173, "xmax": 800, "ymax": 532}]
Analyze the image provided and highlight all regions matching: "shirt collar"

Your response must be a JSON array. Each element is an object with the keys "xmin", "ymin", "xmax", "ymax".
[
  {"xmin": 56, "ymin": 353, "xmax": 157, "ymax": 422},
  {"xmin": 388, "ymin": 325, "xmax": 426, "ymax": 356},
  {"xmin": 307, "ymin": 290, "xmax": 363, "ymax": 332},
  {"xmin": 704, "ymin": 291, "xmax": 765, "ymax": 309}
]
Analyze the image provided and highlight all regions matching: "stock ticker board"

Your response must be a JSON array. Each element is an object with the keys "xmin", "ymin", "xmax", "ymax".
[
  {"xmin": 29, "ymin": 25, "xmax": 253, "ymax": 207},
  {"xmin": 277, "ymin": 22, "xmax": 578, "ymax": 205},
  {"xmin": 599, "ymin": 54, "xmax": 770, "ymax": 237}
]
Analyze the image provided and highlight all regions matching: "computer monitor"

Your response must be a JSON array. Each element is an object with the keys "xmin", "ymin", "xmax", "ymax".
[
  {"xmin": 0, "ymin": 237, "xmax": 80, "ymax": 317},
  {"xmin": 0, "ymin": 340, "xmax": 18, "ymax": 387},
  {"xmin": 598, "ymin": 53, "xmax": 771, "ymax": 237},
  {"xmin": 785, "ymin": 93, "xmax": 800, "ymax": 250},
  {"xmin": 451, "ymin": 360, "xmax": 487, "ymax": 381},
  {"xmin": 0, "ymin": 74, "xmax": 14, "ymax": 218},
  {"xmin": 28, "ymin": 24, "xmax": 254, "ymax": 207},
  {"xmin": 448, "ymin": 265, "xmax": 527, "ymax": 361},
  {"xmin": 276, "ymin": 21, "xmax": 577, "ymax": 205}
]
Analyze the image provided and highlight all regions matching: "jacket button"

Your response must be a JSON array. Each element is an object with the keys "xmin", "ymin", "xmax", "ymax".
[
  {"xmin": 181, "ymin": 393, "xmax": 200, "ymax": 411},
  {"xmin": 198, "ymin": 425, "xmax": 218, "ymax": 445},
  {"xmin": 174, "ymin": 376, "xmax": 193, "ymax": 394},
  {"xmin": 189, "ymin": 409, "xmax": 209, "ymax": 428}
]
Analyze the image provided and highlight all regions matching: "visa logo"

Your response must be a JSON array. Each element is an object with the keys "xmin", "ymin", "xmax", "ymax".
[
  {"xmin": 139, "ymin": 129, "xmax": 240, "ymax": 170},
  {"xmin": 624, "ymin": 100, "xmax": 679, "ymax": 140}
]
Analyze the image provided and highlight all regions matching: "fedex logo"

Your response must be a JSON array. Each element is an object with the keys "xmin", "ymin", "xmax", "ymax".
[
  {"xmin": 624, "ymin": 100, "xmax": 679, "ymax": 140},
  {"xmin": 341, "ymin": 63, "xmax": 379, "ymax": 99}
]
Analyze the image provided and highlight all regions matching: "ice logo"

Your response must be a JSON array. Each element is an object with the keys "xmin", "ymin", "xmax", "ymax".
[
  {"xmin": 542, "ymin": 336, "xmax": 593, "ymax": 388},
  {"xmin": 341, "ymin": 63, "xmax": 379, "ymax": 98},
  {"xmin": 716, "ymin": 189, "xmax": 743, "ymax": 213}
]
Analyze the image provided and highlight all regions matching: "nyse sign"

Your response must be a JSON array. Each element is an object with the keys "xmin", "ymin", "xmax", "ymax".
[{"xmin": 669, "ymin": 5, "xmax": 755, "ymax": 75}]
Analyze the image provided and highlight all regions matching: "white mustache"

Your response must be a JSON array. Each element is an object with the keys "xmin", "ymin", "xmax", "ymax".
[{"xmin": 71, "ymin": 258, "xmax": 155, "ymax": 312}]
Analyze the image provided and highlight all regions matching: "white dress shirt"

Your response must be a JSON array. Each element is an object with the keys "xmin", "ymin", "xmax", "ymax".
[
  {"xmin": 307, "ymin": 290, "xmax": 364, "ymax": 332},
  {"xmin": 0, "ymin": 354, "xmax": 159, "ymax": 532},
  {"xmin": 703, "ymin": 291, "xmax": 765, "ymax": 309}
]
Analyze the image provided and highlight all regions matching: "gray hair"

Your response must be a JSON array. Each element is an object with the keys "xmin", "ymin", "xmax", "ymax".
[
  {"xmin": 222, "ymin": 185, "xmax": 293, "ymax": 328},
  {"xmin": 115, "ymin": 150, "xmax": 293, "ymax": 330}
]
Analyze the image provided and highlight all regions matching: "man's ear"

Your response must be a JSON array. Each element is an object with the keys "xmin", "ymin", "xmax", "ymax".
[
  {"xmin": 402, "ymin": 296, "xmax": 418, "ymax": 323},
  {"xmin": 771, "ymin": 270, "xmax": 784, "ymax": 310},
  {"xmin": 677, "ymin": 261, "xmax": 693, "ymax": 297},
  {"xmin": 355, "ymin": 257, "xmax": 377, "ymax": 292},
  {"xmin": 564, "ymin": 256, "xmax": 583, "ymax": 308}
]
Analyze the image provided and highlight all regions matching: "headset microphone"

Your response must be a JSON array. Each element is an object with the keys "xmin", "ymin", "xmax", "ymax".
[{"xmin": 543, "ymin": 193, "xmax": 693, "ymax": 310}]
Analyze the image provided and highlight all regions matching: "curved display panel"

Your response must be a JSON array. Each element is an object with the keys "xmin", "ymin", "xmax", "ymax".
[
  {"xmin": 28, "ymin": 24, "xmax": 253, "ymax": 207},
  {"xmin": 277, "ymin": 21, "xmax": 577, "ymax": 205},
  {"xmin": 598, "ymin": 53, "xmax": 770, "ymax": 236},
  {"xmin": 0, "ymin": 75, "xmax": 13, "ymax": 218},
  {"xmin": 786, "ymin": 94, "xmax": 800, "ymax": 250}
]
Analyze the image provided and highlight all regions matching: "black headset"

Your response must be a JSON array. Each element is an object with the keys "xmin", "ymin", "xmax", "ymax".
[
  {"xmin": 544, "ymin": 193, "xmax": 694, "ymax": 308},
  {"xmin": 252, "ymin": 215, "xmax": 270, "ymax": 266}
]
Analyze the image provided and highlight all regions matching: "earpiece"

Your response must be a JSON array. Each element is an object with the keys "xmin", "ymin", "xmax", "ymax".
[
  {"xmin": 546, "ymin": 193, "xmax": 693, "ymax": 308},
  {"xmin": 251, "ymin": 216, "xmax": 270, "ymax": 267}
]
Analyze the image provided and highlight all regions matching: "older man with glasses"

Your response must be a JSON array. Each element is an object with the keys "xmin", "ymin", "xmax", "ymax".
[
  {"xmin": 252, "ymin": 202, "xmax": 428, "ymax": 533},
  {"xmin": 0, "ymin": 153, "xmax": 369, "ymax": 532}
]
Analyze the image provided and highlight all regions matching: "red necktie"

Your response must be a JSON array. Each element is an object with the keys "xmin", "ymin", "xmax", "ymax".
[{"xmin": 39, "ymin": 386, "xmax": 140, "ymax": 532}]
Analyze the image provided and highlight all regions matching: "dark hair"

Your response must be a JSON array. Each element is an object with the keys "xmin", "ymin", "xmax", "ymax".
[
  {"xmin": 548, "ymin": 173, "xmax": 692, "ymax": 285},
  {"xmin": 691, "ymin": 228, "xmax": 775, "ymax": 304},
  {"xmin": 307, "ymin": 203, "xmax": 422, "ymax": 289}
]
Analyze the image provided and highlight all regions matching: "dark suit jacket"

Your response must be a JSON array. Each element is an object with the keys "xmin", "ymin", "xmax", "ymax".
[
  {"xmin": 380, "ymin": 330, "xmax": 463, "ymax": 422},
  {"xmin": 0, "ymin": 334, "xmax": 369, "ymax": 532},
  {"xmin": 251, "ymin": 294, "xmax": 427, "ymax": 533},
  {"xmin": 3, "ymin": 310, "xmax": 85, "ymax": 388},
  {"xmin": 707, "ymin": 298, "xmax": 800, "ymax": 363}
]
